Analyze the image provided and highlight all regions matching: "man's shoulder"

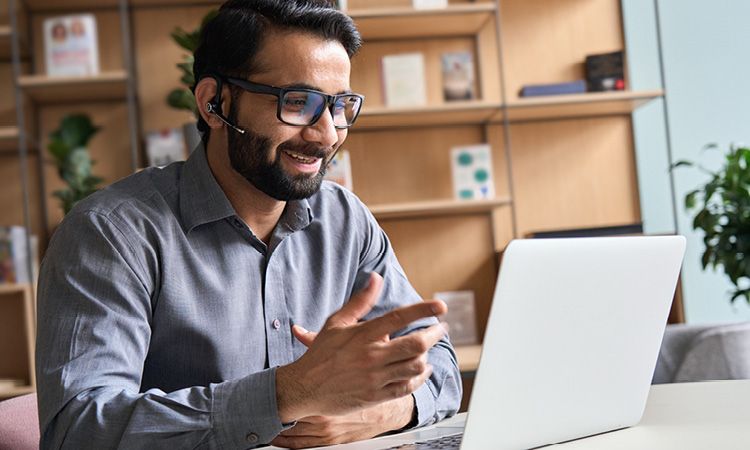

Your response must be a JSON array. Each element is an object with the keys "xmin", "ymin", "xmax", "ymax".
[
  {"xmin": 310, "ymin": 181, "xmax": 372, "ymax": 220},
  {"xmin": 67, "ymin": 163, "xmax": 183, "ymax": 227}
]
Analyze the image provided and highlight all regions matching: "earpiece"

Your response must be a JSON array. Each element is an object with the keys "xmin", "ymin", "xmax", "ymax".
[{"xmin": 205, "ymin": 77, "xmax": 246, "ymax": 135}]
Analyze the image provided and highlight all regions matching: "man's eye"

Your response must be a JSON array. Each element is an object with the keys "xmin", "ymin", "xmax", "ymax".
[{"xmin": 284, "ymin": 96, "xmax": 308, "ymax": 109}]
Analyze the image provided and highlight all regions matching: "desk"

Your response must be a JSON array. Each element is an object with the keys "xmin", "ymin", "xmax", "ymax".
[
  {"xmin": 554, "ymin": 379, "xmax": 750, "ymax": 449},
  {"xmin": 294, "ymin": 380, "xmax": 750, "ymax": 449}
]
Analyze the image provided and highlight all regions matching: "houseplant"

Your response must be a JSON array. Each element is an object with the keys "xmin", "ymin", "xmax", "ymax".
[
  {"xmin": 674, "ymin": 144, "xmax": 750, "ymax": 304},
  {"xmin": 47, "ymin": 114, "xmax": 103, "ymax": 215}
]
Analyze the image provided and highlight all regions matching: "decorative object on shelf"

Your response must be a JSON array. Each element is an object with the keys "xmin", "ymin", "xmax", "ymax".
[
  {"xmin": 413, "ymin": 0, "xmax": 448, "ymax": 10},
  {"xmin": 0, "ymin": 226, "xmax": 36, "ymax": 284},
  {"xmin": 323, "ymin": 149, "xmax": 353, "ymax": 191},
  {"xmin": 585, "ymin": 50, "xmax": 625, "ymax": 92},
  {"xmin": 451, "ymin": 144, "xmax": 495, "ymax": 200},
  {"xmin": 433, "ymin": 290, "xmax": 478, "ymax": 345},
  {"xmin": 47, "ymin": 114, "xmax": 102, "ymax": 215},
  {"xmin": 43, "ymin": 14, "xmax": 99, "ymax": 76},
  {"xmin": 519, "ymin": 79, "xmax": 587, "ymax": 97},
  {"xmin": 145, "ymin": 128, "xmax": 187, "ymax": 168},
  {"xmin": 381, "ymin": 52, "xmax": 427, "ymax": 108},
  {"xmin": 673, "ymin": 144, "xmax": 750, "ymax": 304},
  {"xmin": 441, "ymin": 51, "xmax": 476, "ymax": 101},
  {"xmin": 334, "ymin": 0, "xmax": 347, "ymax": 12},
  {"xmin": 166, "ymin": 9, "xmax": 218, "ymax": 118}
]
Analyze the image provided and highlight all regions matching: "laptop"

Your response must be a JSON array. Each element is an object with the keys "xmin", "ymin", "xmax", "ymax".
[{"xmin": 310, "ymin": 235, "xmax": 686, "ymax": 450}]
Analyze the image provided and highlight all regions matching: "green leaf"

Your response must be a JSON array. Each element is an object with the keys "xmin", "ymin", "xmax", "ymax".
[
  {"xmin": 670, "ymin": 160, "xmax": 694, "ymax": 170},
  {"xmin": 685, "ymin": 189, "xmax": 700, "ymax": 209}
]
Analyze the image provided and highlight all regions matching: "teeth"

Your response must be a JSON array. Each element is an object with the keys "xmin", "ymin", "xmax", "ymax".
[{"xmin": 284, "ymin": 150, "xmax": 318, "ymax": 164}]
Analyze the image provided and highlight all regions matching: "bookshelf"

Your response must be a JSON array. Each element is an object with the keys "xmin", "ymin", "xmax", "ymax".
[{"xmin": 0, "ymin": 0, "xmax": 669, "ymax": 406}]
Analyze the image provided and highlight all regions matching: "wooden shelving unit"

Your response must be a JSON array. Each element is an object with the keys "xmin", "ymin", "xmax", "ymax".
[
  {"xmin": 0, "ymin": 283, "xmax": 35, "ymax": 400},
  {"xmin": 371, "ymin": 197, "xmax": 511, "ymax": 220},
  {"xmin": 18, "ymin": 71, "xmax": 129, "ymax": 103},
  {"xmin": 455, "ymin": 344, "xmax": 482, "ymax": 373},
  {"xmin": 0, "ymin": 25, "xmax": 11, "ymax": 60},
  {"xmin": 352, "ymin": 3, "xmax": 496, "ymax": 40},
  {"xmin": 499, "ymin": 90, "xmax": 664, "ymax": 123},
  {"xmin": 358, "ymin": 101, "xmax": 503, "ymax": 129},
  {"xmin": 0, "ymin": 126, "xmax": 20, "ymax": 153}
]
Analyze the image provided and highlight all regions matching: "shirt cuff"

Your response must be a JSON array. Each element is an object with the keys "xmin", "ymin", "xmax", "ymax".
[
  {"xmin": 412, "ymin": 380, "xmax": 438, "ymax": 428},
  {"xmin": 212, "ymin": 367, "xmax": 292, "ymax": 448}
]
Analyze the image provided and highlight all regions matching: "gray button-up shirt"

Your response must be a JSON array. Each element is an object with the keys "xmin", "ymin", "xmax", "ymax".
[{"xmin": 36, "ymin": 146, "xmax": 461, "ymax": 449}]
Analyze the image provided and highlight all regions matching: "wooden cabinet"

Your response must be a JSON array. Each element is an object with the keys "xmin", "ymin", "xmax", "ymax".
[{"xmin": 1, "ymin": 0, "xmax": 662, "ymax": 399}]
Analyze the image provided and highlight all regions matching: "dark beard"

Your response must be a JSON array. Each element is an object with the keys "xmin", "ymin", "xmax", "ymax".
[{"xmin": 226, "ymin": 104, "xmax": 331, "ymax": 201}]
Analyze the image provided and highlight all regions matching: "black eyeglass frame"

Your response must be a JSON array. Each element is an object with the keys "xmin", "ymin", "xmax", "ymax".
[{"xmin": 222, "ymin": 76, "xmax": 365, "ymax": 130}]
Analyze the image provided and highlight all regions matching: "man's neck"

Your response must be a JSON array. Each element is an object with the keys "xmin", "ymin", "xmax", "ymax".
[{"xmin": 206, "ymin": 139, "xmax": 285, "ymax": 245}]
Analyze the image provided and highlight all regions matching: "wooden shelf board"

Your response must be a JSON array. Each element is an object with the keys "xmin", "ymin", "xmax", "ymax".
[
  {"xmin": 18, "ymin": 71, "xmax": 129, "ymax": 103},
  {"xmin": 0, "ymin": 283, "xmax": 31, "ymax": 295},
  {"xmin": 496, "ymin": 90, "xmax": 664, "ymax": 122},
  {"xmin": 351, "ymin": 4, "xmax": 496, "ymax": 40},
  {"xmin": 356, "ymin": 101, "xmax": 502, "ymax": 129},
  {"xmin": 370, "ymin": 197, "xmax": 511, "ymax": 220},
  {"xmin": 455, "ymin": 344, "xmax": 481, "ymax": 373},
  {"xmin": 0, "ymin": 384, "xmax": 34, "ymax": 400},
  {"xmin": 0, "ymin": 127, "xmax": 20, "ymax": 153},
  {"xmin": 24, "ymin": 0, "xmax": 120, "ymax": 11}
]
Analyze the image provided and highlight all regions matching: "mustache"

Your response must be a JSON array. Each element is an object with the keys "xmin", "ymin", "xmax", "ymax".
[{"xmin": 277, "ymin": 142, "xmax": 332, "ymax": 160}]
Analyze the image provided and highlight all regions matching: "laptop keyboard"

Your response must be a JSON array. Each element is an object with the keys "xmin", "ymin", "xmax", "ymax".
[{"xmin": 382, "ymin": 432, "xmax": 463, "ymax": 449}]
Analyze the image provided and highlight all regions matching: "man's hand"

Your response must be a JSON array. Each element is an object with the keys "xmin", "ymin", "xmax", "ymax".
[
  {"xmin": 275, "ymin": 272, "xmax": 447, "ymax": 423},
  {"xmin": 270, "ymin": 396, "xmax": 414, "ymax": 449}
]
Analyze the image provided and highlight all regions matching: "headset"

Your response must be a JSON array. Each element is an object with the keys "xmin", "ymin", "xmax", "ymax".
[{"xmin": 205, "ymin": 75, "xmax": 246, "ymax": 135}]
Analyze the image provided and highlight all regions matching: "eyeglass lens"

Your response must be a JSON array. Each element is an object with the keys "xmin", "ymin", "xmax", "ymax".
[{"xmin": 281, "ymin": 91, "xmax": 362, "ymax": 127}]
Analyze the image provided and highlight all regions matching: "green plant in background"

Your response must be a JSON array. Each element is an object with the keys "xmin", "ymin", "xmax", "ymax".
[
  {"xmin": 166, "ymin": 9, "xmax": 218, "ymax": 116},
  {"xmin": 673, "ymin": 144, "xmax": 750, "ymax": 304},
  {"xmin": 47, "ymin": 114, "xmax": 103, "ymax": 215}
]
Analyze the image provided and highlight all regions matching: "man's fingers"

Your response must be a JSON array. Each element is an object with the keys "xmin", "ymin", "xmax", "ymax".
[
  {"xmin": 361, "ymin": 300, "xmax": 447, "ymax": 341},
  {"xmin": 376, "ymin": 365, "xmax": 433, "ymax": 403},
  {"xmin": 379, "ymin": 322, "xmax": 447, "ymax": 364},
  {"xmin": 292, "ymin": 325, "xmax": 317, "ymax": 348},
  {"xmin": 325, "ymin": 273, "xmax": 383, "ymax": 329}
]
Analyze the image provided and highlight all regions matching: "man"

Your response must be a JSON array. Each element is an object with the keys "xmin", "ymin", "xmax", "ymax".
[{"xmin": 36, "ymin": 0, "xmax": 461, "ymax": 448}]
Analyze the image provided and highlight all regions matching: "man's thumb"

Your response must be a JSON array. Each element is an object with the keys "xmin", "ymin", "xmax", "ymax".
[
  {"xmin": 292, "ymin": 324, "xmax": 317, "ymax": 347},
  {"xmin": 326, "ymin": 272, "xmax": 383, "ymax": 328}
]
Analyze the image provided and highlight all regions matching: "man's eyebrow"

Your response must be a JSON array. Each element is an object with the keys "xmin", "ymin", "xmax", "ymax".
[{"xmin": 282, "ymin": 82, "xmax": 354, "ymax": 95}]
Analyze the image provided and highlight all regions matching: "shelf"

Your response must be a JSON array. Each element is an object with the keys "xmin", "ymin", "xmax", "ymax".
[
  {"xmin": 455, "ymin": 344, "xmax": 481, "ymax": 373},
  {"xmin": 0, "ymin": 25, "xmax": 10, "ymax": 60},
  {"xmin": 18, "ymin": 71, "xmax": 129, "ymax": 104},
  {"xmin": 0, "ymin": 127, "xmax": 20, "ymax": 153},
  {"xmin": 356, "ymin": 101, "xmax": 502, "ymax": 129},
  {"xmin": 370, "ymin": 197, "xmax": 511, "ymax": 220},
  {"xmin": 23, "ymin": 0, "xmax": 120, "ymax": 11},
  {"xmin": 0, "ymin": 384, "xmax": 34, "ymax": 400},
  {"xmin": 497, "ymin": 90, "xmax": 664, "ymax": 123},
  {"xmin": 351, "ymin": 3, "xmax": 497, "ymax": 40},
  {"xmin": 0, "ymin": 283, "xmax": 32, "ymax": 295}
]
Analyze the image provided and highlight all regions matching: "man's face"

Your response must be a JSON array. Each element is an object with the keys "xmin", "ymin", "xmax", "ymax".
[{"xmin": 226, "ymin": 30, "xmax": 352, "ymax": 201}]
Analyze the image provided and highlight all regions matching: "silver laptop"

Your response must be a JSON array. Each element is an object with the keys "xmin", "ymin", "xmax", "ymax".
[{"xmin": 309, "ymin": 236, "xmax": 686, "ymax": 450}]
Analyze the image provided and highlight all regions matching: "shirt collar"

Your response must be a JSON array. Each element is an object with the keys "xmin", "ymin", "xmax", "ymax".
[{"xmin": 179, "ymin": 144, "xmax": 315, "ymax": 234}]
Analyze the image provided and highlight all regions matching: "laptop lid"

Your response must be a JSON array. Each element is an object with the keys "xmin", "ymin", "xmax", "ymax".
[{"xmin": 462, "ymin": 236, "xmax": 686, "ymax": 450}]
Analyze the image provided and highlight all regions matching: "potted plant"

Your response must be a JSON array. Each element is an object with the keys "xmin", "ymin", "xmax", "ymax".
[
  {"xmin": 674, "ymin": 144, "xmax": 750, "ymax": 304},
  {"xmin": 47, "ymin": 114, "xmax": 103, "ymax": 215},
  {"xmin": 166, "ymin": 9, "xmax": 218, "ymax": 151}
]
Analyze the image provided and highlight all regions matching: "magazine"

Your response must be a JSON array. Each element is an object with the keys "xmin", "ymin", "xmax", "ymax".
[
  {"xmin": 441, "ymin": 51, "xmax": 476, "ymax": 101},
  {"xmin": 381, "ymin": 52, "xmax": 428, "ymax": 108},
  {"xmin": 43, "ymin": 14, "xmax": 100, "ymax": 77},
  {"xmin": 451, "ymin": 144, "xmax": 495, "ymax": 200}
]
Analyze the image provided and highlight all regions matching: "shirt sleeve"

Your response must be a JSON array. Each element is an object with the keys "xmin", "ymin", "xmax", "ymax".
[
  {"xmin": 353, "ymin": 203, "xmax": 463, "ymax": 428},
  {"xmin": 36, "ymin": 210, "xmax": 289, "ymax": 449}
]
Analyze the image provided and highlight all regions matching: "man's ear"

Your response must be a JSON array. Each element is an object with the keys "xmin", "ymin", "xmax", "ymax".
[{"xmin": 195, "ymin": 77, "xmax": 224, "ymax": 130}]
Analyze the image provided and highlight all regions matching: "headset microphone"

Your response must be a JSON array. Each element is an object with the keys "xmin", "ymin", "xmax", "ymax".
[{"xmin": 206, "ymin": 102, "xmax": 246, "ymax": 135}]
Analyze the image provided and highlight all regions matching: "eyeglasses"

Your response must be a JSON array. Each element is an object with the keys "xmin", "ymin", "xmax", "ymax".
[{"xmin": 222, "ymin": 76, "xmax": 365, "ymax": 129}]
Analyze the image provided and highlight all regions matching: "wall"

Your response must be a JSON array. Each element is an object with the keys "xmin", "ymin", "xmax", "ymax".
[{"xmin": 624, "ymin": 0, "xmax": 750, "ymax": 322}]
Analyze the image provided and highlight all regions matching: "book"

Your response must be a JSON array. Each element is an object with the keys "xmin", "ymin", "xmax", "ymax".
[
  {"xmin": 586, "ymin": 50, "xmax": 625, "ymax": 91},
  {"xmin": 43, "ymin": 14, "xmax": 100, "ymax": 77},
  {"xmin": 433, "ymin": 290, "xmax": 478, "ymax": 345},
  {"xmin": 441, "ymin": 51, "xmax": 476, "ymax": 101},
  {"xmin": 324, "ymin": 149, "xmax": 353, "ymax": 191},
  {"xmin": 381, "ymin": 52, "xmax": 428, "ymax": 108},
  {"xmin": 145, "ymin": 128, "xmax": 187, "ymax": 167},
  {"xmin": 0, "ymin": 226, "xmax": 34, "ymax": 284},
  {"xmin": 413, "ymin": 0, "xmax": 448, "ymax": 9},
  {"xmin": 451, "ymin": 144, "xmax": 495, "ymax": 200},
  {"xmin": 519, "ymin": 80, "xmax": 587, "ymax": 97}
]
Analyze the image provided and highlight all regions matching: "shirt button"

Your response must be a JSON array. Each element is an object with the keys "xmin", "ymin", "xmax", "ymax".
[
  {"xmin": 233, "ymin": 218, "xmax": 242, "ymax": 228},
  {"xmin": 245, "ymin": 432, "xmax": 259, "ymax": 444},
  {"xmin": 272, "ymin": 319, "xmax": 281, "ymax": 330}
]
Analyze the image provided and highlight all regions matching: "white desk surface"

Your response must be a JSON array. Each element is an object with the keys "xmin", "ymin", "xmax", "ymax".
[{"xmin": 554, "ymin": 379, "xmax": 750, "ymax": 449}]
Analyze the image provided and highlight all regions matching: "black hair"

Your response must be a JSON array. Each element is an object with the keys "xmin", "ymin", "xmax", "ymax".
[{"xmin": 192, "ymin": 0, "xmax": 362, "ymax": 141}]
